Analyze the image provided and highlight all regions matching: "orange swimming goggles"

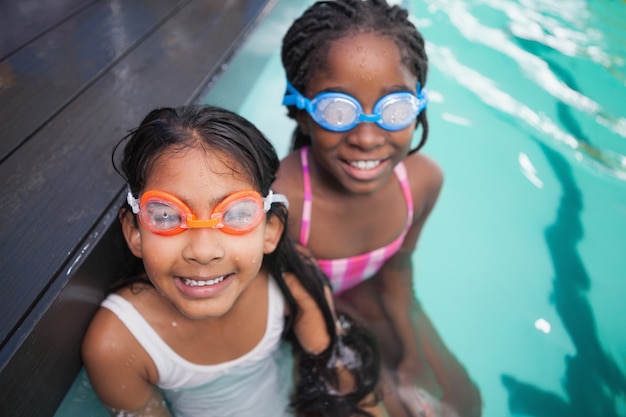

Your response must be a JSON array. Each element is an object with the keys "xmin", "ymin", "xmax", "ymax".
[{"xmin": 127, "ymin": 189, "xmax": 288, "ymax": 236}]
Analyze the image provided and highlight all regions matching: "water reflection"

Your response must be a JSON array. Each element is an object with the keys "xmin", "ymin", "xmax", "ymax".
[
  {"xmin": 421, "ymin": 0, "xmax": 626, "ymax": 414},
  {"xmin": 502, "ymin": 138, "xmax": 626, "ymax": 416},
  {"xmin": 423, "ymin": 0, "xmax": 626, "ymax": 179},
  {"xmin": 501, "ymin": 60, "xmax": 626, "ymax": 416}
]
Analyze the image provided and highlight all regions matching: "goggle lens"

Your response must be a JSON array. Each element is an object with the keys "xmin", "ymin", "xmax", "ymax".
[
  {"xmin": 218, "ymin": 195, "xmax": 265, "ymax": 233},
  {"xmin": 141, "ymin": 199, "xmax": 185, "ymax": 233},
  {"xmin": 376, "ymin": 93, "xmax": 420, "ymax": 130},
  {"xmin": 315, "ymin": 95, "xmax": 360, "ymax": 130}
]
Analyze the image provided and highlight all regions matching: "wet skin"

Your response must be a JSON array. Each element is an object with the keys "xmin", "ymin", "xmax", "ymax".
[
  {"xmin": 123, "ymin": 147, "xmax": 279, "ymax": 321},
  {"xmin": 297, "ymin": 31, "xmax": 418, "ymax": 196}
]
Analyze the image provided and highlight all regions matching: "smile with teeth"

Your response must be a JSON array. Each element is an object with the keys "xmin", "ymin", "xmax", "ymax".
[
  {"xmin": 348, "ymin": 159, "xmax": 382, "ymax": 170},
  {"xmin": 182, "ymin": 275, "xmax": 226, "ymax": 287}
]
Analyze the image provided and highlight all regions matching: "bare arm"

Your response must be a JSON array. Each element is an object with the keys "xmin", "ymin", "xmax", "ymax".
[
  {"xmin": 376, "ymin": 155, "xmax": 443, "ymax": 381},
  {"xmin": 285, "ymin": 272, "xmax": 365, "ymax": 390},
  {"xmin": 284, "ymin": 273, "xmax": 389, "ymax": 416},
  {"xmin": 283, "ymin": 272, "xmax": 333, "ymax": 354},
  {"xmin": 82, "ymin": 308, "xmax": 172, "ymax": 417},
  {"xmin": 104, "ymin": 389, "xmax": 172, "ymax": 417},
  {"xmin": 376, "ymin": 251, "xmax": 424, "ymax": 371}
]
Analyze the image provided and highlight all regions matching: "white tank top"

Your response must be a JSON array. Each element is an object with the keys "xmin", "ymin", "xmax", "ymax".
[{"xmin": 101, "ymin": 277, "xmax": 294, "ymax": 417}]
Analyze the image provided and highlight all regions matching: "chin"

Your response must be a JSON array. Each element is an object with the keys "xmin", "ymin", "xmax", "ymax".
[
  {"xmin": 344, "ymin": 180, "xmax": 384, "ymax": 195},
  {"xmin": 176, "ymin": 300, "xmax": 234, "ymax": 320}
]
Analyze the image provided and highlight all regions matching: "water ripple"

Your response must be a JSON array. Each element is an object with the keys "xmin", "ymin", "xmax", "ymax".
[{"xmin": 420, "ymin": 0, "xmax": 626, "ymax": 180}]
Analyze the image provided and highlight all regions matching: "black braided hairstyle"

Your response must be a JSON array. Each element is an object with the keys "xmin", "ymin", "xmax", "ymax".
[
  {"xmin": 281, "ymin": 0, "xmax": 429, "ymax": 153},
  {"xmin": 111, "ymin": 105, "xmax": 380, "ymax": 417}
]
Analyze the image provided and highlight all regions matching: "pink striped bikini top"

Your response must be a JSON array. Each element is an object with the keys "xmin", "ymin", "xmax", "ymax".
[{"xmin": 299, "ymin": 146, "xmax": 414, "ymax": 295}]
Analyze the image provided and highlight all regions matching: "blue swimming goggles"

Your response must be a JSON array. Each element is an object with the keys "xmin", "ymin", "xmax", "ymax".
[{"xmin": 282, "ymin": 80, "xmax": 428, "ymax": 132}]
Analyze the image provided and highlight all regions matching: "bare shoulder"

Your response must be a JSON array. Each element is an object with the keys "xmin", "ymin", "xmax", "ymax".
[
  {"xmin": 274, "ymin": 151, "xmax": 303, "ymax": 197},
  {"xmin": 83, "ymin": 304, "xmax": 129, "ymax": 364},
  {"xmin": 404, "ymin": 152, "xmax": 443, "ymax": 190},
  {"xmin": 403, "ymin": 152, "xmax": 443, "ymax": 206},
  {"xmin": 274, "ymin": 151, "xmax": 305, "ymax": 237},
  {"xmin": 82, "ymin": 288, "xmax": 153, "ymax": 365},
  {"xmin": 82, "ymin": 294, "xmax": 156, "ymax": 409}
]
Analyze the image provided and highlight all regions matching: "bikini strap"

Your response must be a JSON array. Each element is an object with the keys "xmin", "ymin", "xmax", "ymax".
[
  {"xmin": 393, "ymin": 161, "xmax": 414, "ymax": 228},
  {"xmin": 300, "ymin": 147, "xmax": 312, "ymax": 245}
]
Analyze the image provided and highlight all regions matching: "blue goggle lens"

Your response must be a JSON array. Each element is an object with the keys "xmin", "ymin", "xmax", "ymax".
[
  {"xmin": 374, "ymin": 93, "xmax": 420, "ymax": 131},
  {"xmin": 313, "ymin": 94, "xmax": 361, "ymax": 131}
]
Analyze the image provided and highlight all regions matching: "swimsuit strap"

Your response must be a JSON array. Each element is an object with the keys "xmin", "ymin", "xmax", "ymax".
[
  {"xmin": 300, "ymin": 146, "xmax": 313, "ymax": 246},
  {"xmin": 394, "ymin": 161, "xmax": 414, "ymax": 228}
]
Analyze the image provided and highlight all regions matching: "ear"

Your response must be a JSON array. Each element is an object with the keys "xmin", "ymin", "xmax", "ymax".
[
  {"xmin": 120, "ymin": 208, "xmax": 143, "ymax": 258},
  {"xmin": 263, "ymin": 212, "xmax": 285, "ymax": 254},
  {"xmin": 295, "ymin": 110, "xmax": 311, "ymax": 136}
]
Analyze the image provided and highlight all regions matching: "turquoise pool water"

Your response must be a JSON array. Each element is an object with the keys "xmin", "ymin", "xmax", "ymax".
[{"xmin": 56, "ymin": 0, "xmax": 626, "ymax": 416}]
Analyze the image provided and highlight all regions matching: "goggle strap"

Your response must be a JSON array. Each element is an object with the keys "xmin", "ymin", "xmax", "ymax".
[
  {"xmin": 264, "ymin": 190, "xmax": 289, "ymax": 211},
  {"xmin": 282, "ymin": 93, "xmax": 296, "ymax": 107},
  {"xmin": 282, "ymin": 81, "xmax": 311, "ymax": 112},
  {"xmin": 127, "ymin": 188, "xmax": 140, "ymax": 214},
  {"xmin": 282, "ymin": 81, "xmax": 298, "ymax": 106},
  {"xmin": 416, "ymin": 82, "xmax": 428, "ymax": 113}
]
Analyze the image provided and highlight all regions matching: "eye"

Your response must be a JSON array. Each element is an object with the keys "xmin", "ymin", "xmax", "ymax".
[
  {"xmin": 142, "ymin": 201, "xmax": 182, "ymax": 231},
  {"xmin": 221, "ymin": 200, "xmax": 263, "ymax": 231}
]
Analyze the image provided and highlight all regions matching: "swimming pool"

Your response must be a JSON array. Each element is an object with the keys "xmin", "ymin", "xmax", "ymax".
[{"xmin": 55, "ymin": 0, "xmax": 626, "ymax": 416}]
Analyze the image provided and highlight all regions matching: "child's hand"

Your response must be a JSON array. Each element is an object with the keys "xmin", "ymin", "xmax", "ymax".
[
  {"xmin": 395, "ymin": 361, "xmax": 452, "ymax": 417},
  {"xmin": 397, "ymin": 359, "xmax": 442, "ymax": 397}
]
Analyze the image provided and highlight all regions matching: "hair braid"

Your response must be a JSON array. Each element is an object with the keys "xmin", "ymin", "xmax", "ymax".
[{"xmin": 281, "ymin": 0, "xmax": 430, "ymax": 152}]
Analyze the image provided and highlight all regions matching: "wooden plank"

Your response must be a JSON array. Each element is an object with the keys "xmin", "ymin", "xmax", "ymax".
[
  {"xmin": 0, "ymin": 0, "xmax": 272, "ymax": 353},
  {"xmin": 0, "ymin": 0, "xmax": 188, "ymax": 162},
  {"xmin": 0, "ymin": 198, "xmax": 127, "ymax": 417},
  {"xmin": 0, "ymin": 0, "xmax": 95, "ymax": 59}
]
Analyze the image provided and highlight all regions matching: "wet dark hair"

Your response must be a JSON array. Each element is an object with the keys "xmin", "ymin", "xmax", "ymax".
[
  {"xmin": 111, "ymin": 105, "xmax": 380, "ymax": 416},
  {"xmin": 281, "ymin": 0, "xmax": 429, "ymax": 154}
]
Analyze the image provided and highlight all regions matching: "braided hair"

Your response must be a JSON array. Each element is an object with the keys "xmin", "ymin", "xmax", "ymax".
[{"xmin": 281, "ymin": 0, "xmax": 429, "ymax": 153}]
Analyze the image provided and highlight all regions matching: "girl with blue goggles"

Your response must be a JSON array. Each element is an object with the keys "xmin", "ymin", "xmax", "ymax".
[{"xmin": 282, "ymin": 80, "xmax": 428, "ymax": 132}]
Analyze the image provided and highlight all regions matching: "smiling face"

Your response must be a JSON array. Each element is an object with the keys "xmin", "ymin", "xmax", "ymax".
[
  {"xmin": 121, "ymin": 145, "xmax": 283, "ymax": 320},
  {"xmin": 298, "ymin": 31, "xmax": 418, "ymax": 194}
]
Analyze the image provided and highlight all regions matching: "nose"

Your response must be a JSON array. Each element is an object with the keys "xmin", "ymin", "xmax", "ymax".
[
  {"xmin": 181, "ymin": 228, "xmax": 225, "ymax": 265},
  {"xmin": 345, "ymin": 121, "xmax": 385, "ymax": 150}
]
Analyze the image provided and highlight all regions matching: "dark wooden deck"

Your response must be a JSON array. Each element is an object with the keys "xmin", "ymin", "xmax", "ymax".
[{"xmin": 0, "ymin": 1, "xmax": 274, "ymax": 415}]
